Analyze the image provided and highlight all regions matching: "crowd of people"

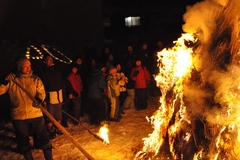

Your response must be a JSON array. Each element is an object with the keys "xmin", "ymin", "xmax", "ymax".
[{"xmin": 0, "ymin": 39, "xmax": 163, "ymax": 160}]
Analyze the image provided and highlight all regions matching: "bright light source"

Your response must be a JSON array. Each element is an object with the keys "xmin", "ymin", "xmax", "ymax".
[{"xmin": 125, "ymin": 16, "xmax": 140, "ymax": 27}]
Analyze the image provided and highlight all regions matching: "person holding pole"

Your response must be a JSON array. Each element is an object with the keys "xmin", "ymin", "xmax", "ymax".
[{"xmin": 0, "ymin": 56, "xmax": 53, "ymax": 160}]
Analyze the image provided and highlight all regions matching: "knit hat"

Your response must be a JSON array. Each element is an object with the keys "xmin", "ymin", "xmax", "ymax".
[
  {"xmin": 15, "ymin": 57, "xmax": 31, "ymax": 68},
  {"xmin": 109, "ymin": 66, "xmax": 117, "ymax": 74}
]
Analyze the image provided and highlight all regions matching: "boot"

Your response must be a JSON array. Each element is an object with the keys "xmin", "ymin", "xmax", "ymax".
[
  {"xmin": 23, "ymin": 150, "xmax": 33, "ymax": 160},
  {"xmin": 55, "ymin": 120, "xmax": 63, "ymax": 135},
  {"xmin": 48, "ymin": 125, "xmax": 56, "ymax": 140},
  {"xmin": 43, "ymin": 148, "xmax": 53, "ymax": 160}
]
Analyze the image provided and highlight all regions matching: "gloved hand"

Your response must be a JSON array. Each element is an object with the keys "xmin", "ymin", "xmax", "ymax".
[
  {"xmin": 133, "ymin": 70, "xmax": 139, "ymax": 77},
  {"xmin": 72, "ymin": 91, "xmax": 79, "ymax": 97},
  {"xmin": 5, "ymin": 73, "xmax": 16, "ymax": 81},
  {"xmin": 32, "ymin": 97, "xmax": 43, "ymax": 107},
  {"xmin": 1, "ymin": 73, "xmax": 15, "ymax": 85}
]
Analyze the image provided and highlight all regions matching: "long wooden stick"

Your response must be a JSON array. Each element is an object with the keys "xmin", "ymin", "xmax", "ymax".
[
  {"xmin": 12, "ymin": 80, "xmax": 95, "ymax": 160},
  {"xmin": 49, "ymin": 103, "xmax": 105, "ymax": 142}
]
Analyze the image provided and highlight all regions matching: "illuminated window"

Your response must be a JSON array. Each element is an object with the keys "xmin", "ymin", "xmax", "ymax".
[{"xmin": 125, "ymin": 16, "xmax": 140, "ymax": 27}]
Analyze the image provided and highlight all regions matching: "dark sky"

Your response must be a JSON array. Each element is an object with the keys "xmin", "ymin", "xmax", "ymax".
[
  {"xmin": 102, "ymin": 0, "xmax": 202, "ymax": 6},
  {"xmin": 0, "ymin": 0, "xmax": 203, "ymax": 39}
]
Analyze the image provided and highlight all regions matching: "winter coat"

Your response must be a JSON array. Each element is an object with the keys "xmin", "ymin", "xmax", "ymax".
[
  {"xmin": 0, "ymin": 70, "xmax": 46, "ymax": 120},
  {"xmin": 88, "ymin": 69, "xmax": 107, "ymax": 98},
  {"xmin": 67, "ymin": 73, "xmax": 83, "ymax": 98},
  {"xmin": 131, "ymin": 66, "xmax": 151, "ymax": 89},
  {"xmin": 124, "ymin": 51, "xmax": 137, "ymax": 68},
  {"xmin": 107, "ymin": 75, "xmax": 120, "ymax": 98},
  {"xmin": 40, "ymin": 66, "xmax": 64, "ymax": 104}
]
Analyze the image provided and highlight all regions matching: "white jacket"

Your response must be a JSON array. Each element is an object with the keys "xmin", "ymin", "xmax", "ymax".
[{"xmin": 0, "ymin": 71, "xmax": 46, "ymax": 120}]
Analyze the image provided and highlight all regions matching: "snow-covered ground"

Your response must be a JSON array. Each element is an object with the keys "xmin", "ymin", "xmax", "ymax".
[{"xmin": 0, "ymin": 96, "xmax": 160, "ymax": 160}]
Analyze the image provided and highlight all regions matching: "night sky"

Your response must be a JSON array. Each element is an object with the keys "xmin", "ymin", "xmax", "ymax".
[{"xmin": 0, "ymin": 0, "xmax": 202, "ymax": 41}]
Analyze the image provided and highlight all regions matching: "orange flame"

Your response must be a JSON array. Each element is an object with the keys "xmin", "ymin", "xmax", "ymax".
[
  {"xmin": 135, "ymin": 33, "xmax": 197, "ymax": 159},
  {"xmin": 98, "ymin": 124, "xmax": 110, "ymax": 145}
]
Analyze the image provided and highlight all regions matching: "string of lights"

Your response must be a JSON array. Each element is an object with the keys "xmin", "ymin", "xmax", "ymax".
[{"xmin": 25, "ymin": 44, "xmax": 72, "ymax": 64}]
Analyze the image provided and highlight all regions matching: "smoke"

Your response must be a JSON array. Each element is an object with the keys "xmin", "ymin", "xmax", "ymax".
[
  {"xmin": 139, "ymin": 0, "xmax": 240, "ymax": 158},
  {"xmin": 182, "ymin": 0, "xmax": 224, "ymax": 43},
  {"xmin": 183, "ymin": 0, "xmax": 240, "ymax": 146}
]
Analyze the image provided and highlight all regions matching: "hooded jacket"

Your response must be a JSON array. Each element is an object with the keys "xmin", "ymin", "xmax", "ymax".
[
  {"xmin": 131, "ymin": 65, "xmax": 151, "ymax": 89},
  {"xmin": 88, "ymin": 68, "xmax": 107, "ymax": 98},
  {"xmin": 0, "ymin": 70, "xmax": 46, "ymax": 120}
]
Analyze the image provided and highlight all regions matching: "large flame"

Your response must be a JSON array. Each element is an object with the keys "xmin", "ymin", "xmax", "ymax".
[
  {"xmin": 135, "ymin": 0, "xmax": 240, "ymax": 159},
  {"xmin": 135, "ymin": 33, "xmax": 196, "ymax": 159}
]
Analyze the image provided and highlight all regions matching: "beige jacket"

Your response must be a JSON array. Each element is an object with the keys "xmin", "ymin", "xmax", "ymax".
[
  {"xmin": 0, "ymin": 71, "xmax": 46, "ymax": 120},
  {"xmin": 107, "ymin": 75, "xmax": 120, "ymax": 98}
]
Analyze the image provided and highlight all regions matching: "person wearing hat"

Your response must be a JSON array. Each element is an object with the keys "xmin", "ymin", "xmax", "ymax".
[
  {"xmin": 0, "ymin": 56, "xmax": 53, "ymax": 160},
  {"xmin": 131, "ymin": 56, "xmax": 151, "ymax": 110},
  {"xmin": 107, "ymin": 66, "xmax": 121, "ymax": 122}
]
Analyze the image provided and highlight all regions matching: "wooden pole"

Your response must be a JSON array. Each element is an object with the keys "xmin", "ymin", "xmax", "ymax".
[
  {"xmin": 39, "ymin": 105, "xmax": 94, "ymax": 160},
  {"xmin": 12, "ymin": 80, "xmax": 95, "ymax": 160}
]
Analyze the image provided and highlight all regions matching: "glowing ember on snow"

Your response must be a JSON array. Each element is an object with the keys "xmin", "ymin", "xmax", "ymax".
[{"xmin": 98, "ymin": 124, "xmax": 110, "ymax": 145}]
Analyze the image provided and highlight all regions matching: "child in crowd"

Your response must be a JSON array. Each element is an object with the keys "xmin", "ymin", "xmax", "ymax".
[
  {"xmin": 107, "ymin": 67, "xmax": 121, "ymax": 122},
  {"xmin": 131, "ymin": 56, "xmax": 151, "ymax": 110},
  {"xmin": 67, "ymin": 63, "xmax": 83, "ymax": 124}
]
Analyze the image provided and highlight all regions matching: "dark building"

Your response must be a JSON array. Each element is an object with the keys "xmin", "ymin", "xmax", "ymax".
[
  {"xmin": 0, "ymin": 0, "xmax": 200, "ymax": 62},
  {"xmin": 102, "ymin": 0, "xmax": 200, "ymax": 49}
]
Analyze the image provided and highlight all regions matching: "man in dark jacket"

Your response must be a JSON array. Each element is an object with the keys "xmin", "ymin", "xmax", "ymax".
[
  {"xmin": 39, "ymin": 55, "xmax": 65, "ymax": 138},
  {"xmin": 87, "ymin": 62, "xmax": 107, "ymax": 125}
]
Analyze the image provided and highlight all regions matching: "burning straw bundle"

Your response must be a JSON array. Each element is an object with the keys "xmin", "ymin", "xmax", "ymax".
[{"xmin": 134, "ymin": 0, "xmax": 240, "ymax": 159}]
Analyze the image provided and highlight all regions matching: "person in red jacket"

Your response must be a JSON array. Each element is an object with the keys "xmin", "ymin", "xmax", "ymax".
[
  {"xmin": 67, "ymin": 63, "xmax": 83, "ymax": 124},
  {"xmin": 131, "ymin": 56, "xmax": 151, "ymax": 110}
]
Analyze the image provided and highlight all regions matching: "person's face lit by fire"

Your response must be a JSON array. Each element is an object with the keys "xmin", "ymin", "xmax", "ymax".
[
  {"xmin": 102, "ymin": 66, "xmax": 106, "ymax": 73},
  {"xmin": 136, "ymin": 60, "xmax": 141, "ymax": 66},
  {"xmin": 104, "ymin": 47, "xmax": 110, "ymax": 54},
  {"xmin": 19, "ymin": 63, "xmax": 31, "ymax": 74},
  {"xmin": 76, "ymin": 58, "xmax": 82, "ymax": 65},
  {"xmin": 108, "ymin": 54, "xmax": 114, "ymax": 61},
  {"xmin": 110, "ymin": 70, "xmax": 117, "ymax": 77},
  {"xmin": 142, "ymin": 44, "xmax": 148, "ymax": 50},
  {"xmin": 44, "ymin": 56, "xmax": 54, "ymax": 67},
  {"xmin": 127, "ymin": 46, "xmax": 133, "ymax": 52},
  {"xmin": 116, "ymin": 64, "xmax": 121, "ymax": 71},
  {"xmin": 71, "ymin": 67, "xmax": 78, "ymax": 74}
]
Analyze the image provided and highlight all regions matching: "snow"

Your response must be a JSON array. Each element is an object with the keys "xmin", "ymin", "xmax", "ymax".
[{"xmin": 0, "ymin": 96, "xmax": 160, "ymax": 160}]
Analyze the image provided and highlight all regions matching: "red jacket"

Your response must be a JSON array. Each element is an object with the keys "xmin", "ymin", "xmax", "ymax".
[
  {"xmin": 67, "ymin": 73, "xmax": 83, "ymax": 98},
  {"xmin": 131, "ymin": 66, "xmax": 151, "ymax": 89}
]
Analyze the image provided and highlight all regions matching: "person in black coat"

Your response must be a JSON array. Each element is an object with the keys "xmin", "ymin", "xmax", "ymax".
[
  {"xmin": 39, "ymin": 54, "xmax": 65, "ymax": 138},
  {"xmin": 87, "ymin": 62, "xmax": 107, "ymax": 125}
]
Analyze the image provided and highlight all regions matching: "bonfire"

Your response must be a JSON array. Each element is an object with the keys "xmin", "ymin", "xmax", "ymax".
[{"xmin": 135, "ymin": 0, "xmax": 240, "ymax": 159}]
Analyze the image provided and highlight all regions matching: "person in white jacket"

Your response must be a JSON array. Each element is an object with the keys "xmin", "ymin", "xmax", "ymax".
[{"xmin": 0, "ymin": 56, "xmax": 53, "ymax": 160}]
